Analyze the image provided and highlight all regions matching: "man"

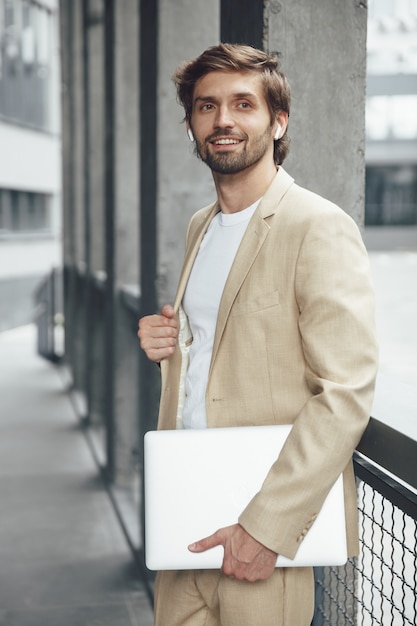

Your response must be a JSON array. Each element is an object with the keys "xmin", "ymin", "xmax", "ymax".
[{"xmin": 138, "ymin": 43, "xmax": 378, "ymax": 626}]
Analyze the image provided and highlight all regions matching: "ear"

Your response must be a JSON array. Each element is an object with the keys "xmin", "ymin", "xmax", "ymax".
[
  {"xmin": 274, "ymin": 111, "xmax": 289, "ymax": 140},
  {"xmin": 186, "ymin": 123, "xmax": 194, "ymax": 142}
]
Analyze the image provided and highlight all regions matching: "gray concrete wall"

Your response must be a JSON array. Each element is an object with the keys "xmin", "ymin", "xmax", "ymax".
[
  {"xmin": 155, "ymin": 0, "xmax": 368, "ymax": 308},
  {"xmin": 60, "ymin": 0, "xmax": 87, "ymax": 391},
  {"xmin": 113, "ymin": 0, "xmax": 140, "ymax": 483},
  {"xmin": 60, "ymin": 0, "xmax": 84, "ymax": 269},
  {"xmin": 72, "ymin": 0, "xmax": 86, "ymax": 265},
  {"xmin": 157, "ymin": 0, "xmax": 219, "ymax": 307},
  {"xmin": 266, "ymin": 0, "xmax": 367, "ymax": 225},
  {"xmin": 88, "ymin": 0, "xmax": 106, "ymax": 273},
  {"xmin": 114, "ymin": 0, "xmax": 140, "ymax": 287}
]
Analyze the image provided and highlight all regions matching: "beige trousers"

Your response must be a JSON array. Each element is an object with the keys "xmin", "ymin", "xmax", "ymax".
[{"xmin": 154, "ymin": 567, "xmax": 314, "ymax": 626}]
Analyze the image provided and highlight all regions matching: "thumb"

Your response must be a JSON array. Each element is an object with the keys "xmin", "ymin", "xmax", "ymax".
[
  {"xmin": 161, "ymin": 304, "xmax": 175, "ymax": 319},
  {"xmin": 188, "ymin": 530, "xmax": 223, "ymax": 553}
]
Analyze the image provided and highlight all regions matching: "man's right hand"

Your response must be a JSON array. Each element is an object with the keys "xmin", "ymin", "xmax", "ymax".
[{"xmin": 137, "ymin": 304, "xmax": 179, "ymax": 363}]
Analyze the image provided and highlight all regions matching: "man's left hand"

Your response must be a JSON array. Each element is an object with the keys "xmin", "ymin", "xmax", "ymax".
[{"xmin": 188, "ymin": 523, "xmax": 277, "ymax": 582}]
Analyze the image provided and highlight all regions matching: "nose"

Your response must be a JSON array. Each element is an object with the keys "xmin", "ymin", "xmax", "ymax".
[{"xmin": 214, "ymin": 105, "xmax": 234, "ymax": 129}]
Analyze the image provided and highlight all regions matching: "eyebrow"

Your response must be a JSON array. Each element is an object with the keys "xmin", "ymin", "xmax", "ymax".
[{"xmin": 193, "ymin": 91, "xmax": 259, "ymax": 105}]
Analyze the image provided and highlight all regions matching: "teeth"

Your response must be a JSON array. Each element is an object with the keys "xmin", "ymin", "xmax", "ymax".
[{"xmin": 214, "ymin": 139, "xmax": 240, "ymax": 145}]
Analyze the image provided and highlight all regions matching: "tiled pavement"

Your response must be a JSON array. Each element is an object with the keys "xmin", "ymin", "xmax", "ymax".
[{"xmin": 0, "ymin": 325, "xmax": 153, "ymax": 626}]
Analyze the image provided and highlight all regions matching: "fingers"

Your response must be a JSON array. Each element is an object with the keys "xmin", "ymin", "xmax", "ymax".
[
  {"xmin": 208, "ymin": 524, "xmax": 277, "ymax": 582},
  {"xmin": 188, "ymin": 525, "xmax": 277, "ymax": 582},
  {"xmin": 161, "ymin": 304, "xmax": 175, "ymax": 318},
  {"xmin": 224, "ymin": 545, "xmax": 276, "ymax": 582},
  {"xmin": 188, "ymin": 529, "xmax": 224, "ymax": 553},
  {"xmin": 137, "ymin": 305, "xmax": 179, "ymax": 363}
]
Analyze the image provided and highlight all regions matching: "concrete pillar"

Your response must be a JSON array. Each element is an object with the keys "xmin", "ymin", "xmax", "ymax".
[
  {"xmin": 266, "ymin": 5, "xmax": 367, "ymax": 623},
  {"xmin": 157, "ymin": 0, "xmax": 220, "ymax": 307},
  {"xmin": 60, "ymin": 0, "xmax": 85, "ymax": 268},
  {"xmin": 60, "ymin": 0, "xmax": 87, "ymax": 393},
  {"xmin": 265, "ymin": 0, "xmax": 367, "ymax": 225},
  {"xmin": 136, "ymin": 0, "xmax": 221, "ymax": 499},
  {"xmin": 85, "ymin": 0, "xmax": 107, "ymax": 432},
  {"xmin": 72, "ymin": 0, "xmax": 86, "ymax": 263},
  {"xmin": 112, "ymin": 0, "xmax": 140, "ymax": 485},
  {"xmin": 87, "ymin": 0, "xmax": 105, "ymax": 273},
  {"xmin": 114, "ymin": 1, "xmax": 139, "ymax": 288},
  {"xmin": 156, "ymin": 0, "xmax": 367, "ymax": 305}
]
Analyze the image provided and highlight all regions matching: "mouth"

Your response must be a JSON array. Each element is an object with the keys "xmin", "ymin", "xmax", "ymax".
[
  {"xmin": 211, "ymin": 138, "xmax": 242, "ymax": 146},
  {"xmin": 207, "ymin": 134, "xmax": 245, "ymax": 152}
]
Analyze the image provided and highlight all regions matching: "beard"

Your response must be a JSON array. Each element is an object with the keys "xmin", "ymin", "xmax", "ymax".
[{"xmin": 195, "ymin": 125, "xmax": 273, "ymax": 175}]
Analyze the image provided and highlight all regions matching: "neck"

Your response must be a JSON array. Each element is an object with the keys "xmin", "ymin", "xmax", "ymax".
[{"xmin": 212, "ymin": 160, "xmax": 278, "ymax": 214}]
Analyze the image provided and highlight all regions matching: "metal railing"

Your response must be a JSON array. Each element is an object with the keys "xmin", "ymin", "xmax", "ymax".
[
  {"xmin": 36, "ymin": 268, "xmax": 417, "ymax": 623},
  {"xmin": 312, "ymin": 424, "xmax": 417, "ymax": 625},
  {"xmin": 33, "ymin": 267, "xmax": 64, "ymax": 363}
]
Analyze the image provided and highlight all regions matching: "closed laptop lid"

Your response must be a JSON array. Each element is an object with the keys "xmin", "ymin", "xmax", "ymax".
[{"xmin": 144, "ymin": 424, "xmax": 347, "ymax": 570}]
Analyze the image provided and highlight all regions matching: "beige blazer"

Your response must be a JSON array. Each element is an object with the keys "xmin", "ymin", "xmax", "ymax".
[{"xmin": 157, "ymin": 167, "xmax": 378, "ymax": 561}]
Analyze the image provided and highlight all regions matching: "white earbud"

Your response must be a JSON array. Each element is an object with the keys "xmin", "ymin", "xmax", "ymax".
[
  {"xmin": 274, "ymin": 124, "xmax": 282, "ymax": 141},
  {"xmin": 187, "ymin": 128, "xmax": 195, "ymax": 142}
]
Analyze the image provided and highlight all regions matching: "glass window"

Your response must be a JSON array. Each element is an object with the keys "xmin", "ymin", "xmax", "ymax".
[
  {"xmin": 366, "ymin": 95, "xmax": 417, "ymax": 141},
  {"xmin": 0, "ymin": 187, "xmax": 51, "ymax": 234},
  {"xmin": 0, "ymin": 0, "xmax": 53, "ymax": 130},
  {"xmin": 365, "ymin": 165, "xmax": 417, "ymax": 226}
]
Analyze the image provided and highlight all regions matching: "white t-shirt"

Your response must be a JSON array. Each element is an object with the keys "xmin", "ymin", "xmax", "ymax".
[{"xmin": 182, "ymin": 200, "xmax": 260, "ymax": 429}]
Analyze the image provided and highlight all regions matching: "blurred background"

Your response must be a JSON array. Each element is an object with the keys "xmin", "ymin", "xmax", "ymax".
[{"xmin": 0, "ymin": 1, "xmax": 416, "ymax": 624}]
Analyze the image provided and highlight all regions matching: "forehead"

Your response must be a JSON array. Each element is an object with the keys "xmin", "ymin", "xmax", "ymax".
[{"xmin": 193, "ymin": 70, "xmax": 266, "ymax": 103}]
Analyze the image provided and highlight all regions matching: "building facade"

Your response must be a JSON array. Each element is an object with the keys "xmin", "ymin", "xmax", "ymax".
[
  {"xmin": 0, "ymin": 0, "xmax": 61, "ymax": 331},
  {"xmin": 365, "ymin": 0, "xmax": 417, "ymax": 228}
]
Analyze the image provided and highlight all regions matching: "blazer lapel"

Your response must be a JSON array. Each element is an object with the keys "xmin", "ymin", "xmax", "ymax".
[
  {"xmin": 173, "ymin": 201, "xmax": 219, "ymax": 311},
  {"xmin": 210, "ymin": 212, "xmax": 269, "ymax": 369},
  {"xmin": 171, "ymin": 167, "xmax": 294, "ymax": 369},
  {"xmin": 210, "ymin": 168, "xmax": 294, "ymax": 369}
]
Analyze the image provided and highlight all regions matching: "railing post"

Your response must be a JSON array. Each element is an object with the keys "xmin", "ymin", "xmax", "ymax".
[{"xmin": 312, "ymin": 567, "xmax": 325, "ymax": 626}]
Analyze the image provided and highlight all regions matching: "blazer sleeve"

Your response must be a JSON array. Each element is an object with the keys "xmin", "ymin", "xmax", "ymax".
[{"xmin": 238, "ymin": 207, "xmax": 379, "ymax": 559}]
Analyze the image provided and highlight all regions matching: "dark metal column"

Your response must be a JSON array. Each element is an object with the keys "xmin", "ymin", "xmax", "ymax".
[
  {"xmin": 139, "ymin": 0, "xmax": 158, "ymax": 318},
  {"xmin": 220, "ymin": 0, "xmax": 264, "ymax": 48},
  {"xmin": 104, "ymin": 0, "xmax": 116, "ymax": 482},
  {"xmin": 60, "ymin": 0, "xmax": 77, "ymax": 373},
  {"xmin": 138, "ymin": 0, "xmax": 160, "ymax": 561},
  {"xmin": 82, "ymin": 0, "xmax": 93, "ymax": 427}
]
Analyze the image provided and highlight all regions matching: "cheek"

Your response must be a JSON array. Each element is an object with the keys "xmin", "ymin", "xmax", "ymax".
[{"xmin": 192, "ymin": 115, "xmax": 211, "ymax": 134}]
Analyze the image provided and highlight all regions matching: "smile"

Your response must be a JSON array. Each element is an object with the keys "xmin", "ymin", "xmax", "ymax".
[{"xmin": 212, "ymin": 138, "xmax": 241, "ymax": 145}]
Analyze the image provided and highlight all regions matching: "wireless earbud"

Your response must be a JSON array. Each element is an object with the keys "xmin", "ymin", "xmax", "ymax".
[
  {"xmin": 274, "ymin": 124, "xmax": 282, "ymax": 141},
  {"xmin": 187, "ymin": 128, "xmax": 195, "ymax": 142}
]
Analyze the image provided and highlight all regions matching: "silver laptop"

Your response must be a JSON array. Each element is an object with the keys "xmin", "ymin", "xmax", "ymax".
[{"xmin": 144, "ymin": 424, "xmax": 347, "ymax": 570}]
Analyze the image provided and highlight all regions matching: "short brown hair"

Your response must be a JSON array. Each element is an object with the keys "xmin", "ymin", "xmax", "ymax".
[{"xmin": 173, "ymin": 43, "xmax": 291, "ymax": 165}]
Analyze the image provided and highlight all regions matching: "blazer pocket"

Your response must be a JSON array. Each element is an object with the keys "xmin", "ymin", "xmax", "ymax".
[{"xmin": 230, "ymin": 290, "xmax": 281, "ymax": 317}]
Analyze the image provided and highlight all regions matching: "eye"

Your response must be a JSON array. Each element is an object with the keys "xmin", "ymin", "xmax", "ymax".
[
  {"xmin": 237, "ymin": 101, "xmax": 251, "ymax": 109},
  {"xmin": 201, "ymin": 103, "xmax": 214, "ymax": 111}
]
